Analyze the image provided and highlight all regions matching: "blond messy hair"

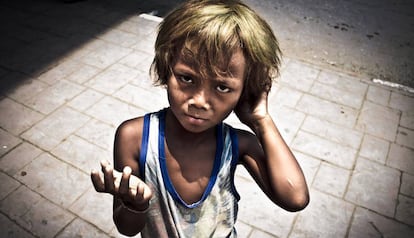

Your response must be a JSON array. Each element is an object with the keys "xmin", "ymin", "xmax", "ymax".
[{"xmin": 151, "ymin": 0, "xmax": 281, "ymax": 99}]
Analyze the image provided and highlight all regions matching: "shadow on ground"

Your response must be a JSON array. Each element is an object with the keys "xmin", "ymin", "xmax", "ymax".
[{"xmin": 0, "ymin": 0, "xmax": 184, "ymax": 95}]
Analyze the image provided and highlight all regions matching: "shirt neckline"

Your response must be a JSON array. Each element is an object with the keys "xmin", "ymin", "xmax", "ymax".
[{"xmin": 158, "ymin": 109, "xmax": 223, "ymax": 208}]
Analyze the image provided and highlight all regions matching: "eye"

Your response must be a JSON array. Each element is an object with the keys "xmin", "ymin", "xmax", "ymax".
[
  {"xmin": 216, "ymin": 84, "xmax": 231, "ymax": 93},
  {"xmin": 178, "ymin": 75, "xmax": 193, "ymax": 84}
]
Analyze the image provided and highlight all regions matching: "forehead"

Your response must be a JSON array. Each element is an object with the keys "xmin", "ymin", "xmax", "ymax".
[{"xmin": 176, "ymin": 48, "xmax": 247, "ymax": 79}]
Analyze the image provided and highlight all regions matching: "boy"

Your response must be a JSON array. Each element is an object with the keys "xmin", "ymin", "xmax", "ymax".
[{"xmin": 91, "ymin": 0, "xmax": 309, "ymax": 237}]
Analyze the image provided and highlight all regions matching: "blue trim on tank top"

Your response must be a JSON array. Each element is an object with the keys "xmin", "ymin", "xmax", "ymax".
[
  {"xmin": 158, "ymin": 109, "xmax": 224, "ymax": 209},
  {"xmin": 229, "ymin": 127, "xmax": 241, "ymax": 201},
  {"xmin": 139, "ymin": 113, "xmax": 151, "ymax": 180}
]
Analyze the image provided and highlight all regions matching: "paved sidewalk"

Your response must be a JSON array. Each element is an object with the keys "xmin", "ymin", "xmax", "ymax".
[{"xmin": 1, "ymin": 1, "xmax": 413, "ymax": 237}]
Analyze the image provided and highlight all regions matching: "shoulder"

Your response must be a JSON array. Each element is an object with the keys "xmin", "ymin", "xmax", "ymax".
[
  {"xmin": 116, "ymin": 117, "xmax": 145, "ymax": 141},
  {"xmin": 113, "ymin": 116, "xmax": 147, "ymax": 172},
  {"xmin": 231, "ymin": 127, "xmax": 262, "ymax": 161}
]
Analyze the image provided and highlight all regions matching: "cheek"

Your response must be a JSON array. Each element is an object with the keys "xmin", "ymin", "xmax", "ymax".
[{"xmin": 167, "ymin": 84, "xmax": 187, "ymax": 107}]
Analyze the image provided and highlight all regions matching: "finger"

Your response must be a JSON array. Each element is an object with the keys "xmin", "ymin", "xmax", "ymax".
[
  {"xmin": 90, "ymin": 169, "xmax": 105, "ymax": 192},
  {"xmin": 101, "ymin": 160, "xmax": 115, "ymax": 193},
  {"xmin": 134, "ymin": 182, "xmax": 153, "ymax": 204},
  {"xmin": 130, "ymin": 181, "xmax": 144, "ymax": 203},
  {"xmin": 119, "ymin": 166, "xmax": 132, "ymax": 197}
]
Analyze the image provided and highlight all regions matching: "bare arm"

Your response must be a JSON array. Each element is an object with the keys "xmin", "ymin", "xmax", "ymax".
[
  {"xmin": 91, "ymin": 118, "xmax": 153, "ymax": 236},
  {"xmin": 235, "ymin": 92, "xmax": 309, "ymax": 212}
]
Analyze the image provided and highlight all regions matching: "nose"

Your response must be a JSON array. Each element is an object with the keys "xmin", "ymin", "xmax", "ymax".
[{"xmin": 188, "ymin": 88, "xmax": 210, "ymax": 110}]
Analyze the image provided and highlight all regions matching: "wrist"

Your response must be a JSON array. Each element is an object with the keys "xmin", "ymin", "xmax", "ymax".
[
  {"xmin": 120, "ymin": 199, "xmax": 149, "ymax": 214},
  {"xmin": 251, "ymin": 114, "xmax": 273, "ymax": 135}
]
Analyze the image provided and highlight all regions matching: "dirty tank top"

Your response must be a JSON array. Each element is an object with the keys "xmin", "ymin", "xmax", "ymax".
[{"xmin": 138, "ymin": 109, "xmax": 240, "ymax": 237}]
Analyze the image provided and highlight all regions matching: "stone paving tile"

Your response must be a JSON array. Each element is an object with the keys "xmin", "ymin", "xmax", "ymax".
[
  {"xmin": 317, "ymin": 70, "xmax": 368, "ymax": 96},
  {"xmin": 356, "ymin": 101, "xmax": 401, "ymax": 141},
  {"xmin": 113, "ymin": 83, "xmax": 169, "ymax": 112},
  {"xmin": 359, "ymin": 134, "xmax": 390, "ymax": 164},
  {"xmin": 115, "ymin": 15, "xmax": 156, "ymax": 36},
  {"xmin": 312, "ymin": 162, "xmax": 351, "ymax": 198},
  {"xmin": 366, "ymin": 84, "xmax": 391, "ymax": 106},
  {"xmin": 20, "ymin": 198, "xmax": 74, "ymax": 238},
  {"xmin": 294, "ymin": 151, "xmax": 321, "ymax": 185},
  {"xmin": 235, "ymin": 165, "xmax": 254, "ymax": 182},
  {"xmin": 387, "ymin": 143, "xmax": 414, "ymax": 174},
  {"xmin": 21, "ymin": 106, "xmax": 90, "ymax": 151},
  {"xmin": 0, "ymin": 185, "xmax": 42, "ymax": 226},
  {"xmin": 269, "ymin": 106, "xmax": 306, "ymax": 145},
  {"xmin": 396, "ymin": 195, "xmax": 414, "ymax": 226},
  {"xmin": 51, "ymin": 135, "xmax": 111, "ymax": 174},
  {"xmin": 279, "ymin": 61, "xmax": 319, "ymax": 92},
  {"xmin": 292, "ymin": 131, "xmax": 357, "ymax": 169},
  {"xmin": 234, "ymin": 221, "xmax": 253, "ymax": 238},
  {"xmin": 310, "ymin": 81, "xmax": 364, "ymax": 109},
  {"xmin": 132, "ymin": 53, "xmax": 155, "ymax": 75},
  {"xmin": 70, "ymin": 188, "xmax": 115, "ymax": 234},
  {"xmin": 0, "ymin": 171, "xmax": 20, "ymax": 200},
  {"xmin": 22, "ymin": 80, "xmax": 85, "ymax": 115},
  {"xmin": 0, "ymin": 97, "xmax": 44, "ymax": 135},
  {"xmin": 56, "ymin": 218, "xmax": 110, "ymax": 238},
  {"xmin": 129, "ymin": 71, "xmax": 155, "ymax": 89},
  {"xmin": 0, "ymin": 127, "xmax": 21, "ymax": 157},
  {"xmin": 270, "ymin": 84, "xmax": 303, "ymax": 109},
  {"xmin": 63, "ymin": 45, "xmax": 93, "ymax": 64},
  {"xmin": 296, "ymin": 94, "xmax": 358, "ymax": 128},
  {"xmin": 0, "ymin": 71, "xmax": 31, "ymax": 97},
  {"xmin": 290, "ymin": 189, "xmax": 354, "ymax": 238},
  {"xmin": 0, "ymin": 142, "xmax": 43, "ymax": 176},
  {"xmin": 84, "ymin": 63, "xmax": 140, "ymax": 95},
  {"xmin": 118, "ymin": 50, "xmax": 153, "ymax": 73},
  {"xmin": 400, "ymin": 111, "xmax": 414, "ymax": 129},
  {"xmin": 79, "ymin": 42, "xmax": 132, "ymax": 69},
  {"xmin": 396, "ymin": 127, "xmax": 414, "ymax": 149},
  {"xmin": 67, "ymin": 88, "xmax": 105, "ymax": 112},
  {"xmin": 37, "ymin": 59, "xmax": 83, "ymax": 85},
  {"xmin": 235, "ymin": 177, "xmax": 297, "ymax": 238},
  {"xmin": 132, "ymin": 35, "xmax": 157, "ymax": 55},
  {"xmin": 401, "ymin": 173, "xmax": 414, "ymax": 197},
  {"xmin": 0, "ymin": 213, "xmax": 35, "ymax": 238},
  {"xmin": 389, "ymin": 91, "xmax": 414, "ymax": 112},
  {"xmin": 85, "ymin": 96, "xmax": 146, "ymax": 127},
  {"xmin": 345, "ymin": 157, "xmax": 400, "ymax": 217},
  {"xmin": 98, "ymin": 28, "xmax": 139, "ymax": 48},
  {"xmin": 114, "ymin": 15, "xmax": 150, "ymax": 35},
  {"xmin": 75, "ymin": 119, "xmax": 115, "ymax": 150},
  {"xmin": 14, "ymin": 153, "xmax": 90, "ymax": 208},
  {"xmin": 224, "ymin": 112, "xmax": 252, "ymax": 133},
  {"xmin": 349, "ymin": 207, "xmax": 414, "ymax": 238},
  {"xmin": 64, "ymin": 64, "xmax": 101, "ymax": 85},
  {"xmin": 301, "ymin": 116, "xmax": 363, "ymax": 149},
  {"xmin": 249, "ymin": 229, "xmax": 276, "ymax": 238},
  {"xmin": 6, "ymin": 77, "xmax": 49, "ymax": 103}
]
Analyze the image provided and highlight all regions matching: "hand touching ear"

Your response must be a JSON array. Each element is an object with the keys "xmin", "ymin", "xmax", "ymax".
[
  {"xmin": 235, "ymin": 91, "xmax": 269, "ymax": 131},
  {"xmin": 91, "ymin": 160, "xmax": 152, "ymax": 210}
]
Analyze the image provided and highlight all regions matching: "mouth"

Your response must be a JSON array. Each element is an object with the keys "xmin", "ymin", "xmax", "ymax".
[{"xmin": 185, "ymin": 114, "xmax": 207, "ymax": 125}]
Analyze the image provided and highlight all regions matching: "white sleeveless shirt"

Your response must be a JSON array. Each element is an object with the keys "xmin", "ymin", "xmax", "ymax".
[{"xmin": 138, "ymin": 109, "xmax": 240, "ymax": 237}]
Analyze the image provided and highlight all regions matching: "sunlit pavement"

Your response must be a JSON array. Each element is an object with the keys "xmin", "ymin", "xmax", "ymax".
[{"xmin": 0, "ymin": 0, "xmax": 413, "ymax": 237}]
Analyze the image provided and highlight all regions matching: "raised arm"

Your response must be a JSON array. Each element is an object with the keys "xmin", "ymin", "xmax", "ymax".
[
  {"xmin": 235, "ymin": 92, "xmax": 309, "ymax": 212},
  {"xmin": 90, "ymin": 117, "xmax": 152, "ymax": 236}
]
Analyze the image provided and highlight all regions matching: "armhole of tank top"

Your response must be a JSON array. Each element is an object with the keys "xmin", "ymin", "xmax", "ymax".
[
  {"xmin": 229, "ymin": 127, "xmax": 241, "ymax": 201},
  {"xmin": 139, "ymin": 113, "xmax": 151, "ymax": 180}
]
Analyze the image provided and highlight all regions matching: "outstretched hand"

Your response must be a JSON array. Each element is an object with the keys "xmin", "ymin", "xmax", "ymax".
[
  {"xmin": 91, "ymin": 160, "xmax": 152, "ymax": 210},
  {"xmin": 234, "ymin": 91, "xmax": 270, "ymax": 131}
]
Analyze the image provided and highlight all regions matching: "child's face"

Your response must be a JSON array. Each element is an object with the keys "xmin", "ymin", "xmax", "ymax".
[{"xmin": 167, "ymin": 50, "xmax": 246, "ymax": 133}]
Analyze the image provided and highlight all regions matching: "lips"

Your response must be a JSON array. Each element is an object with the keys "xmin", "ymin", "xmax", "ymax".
[{"xmin": 185, "ymin": 114, "xmax": 207, "ymax": 125}]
